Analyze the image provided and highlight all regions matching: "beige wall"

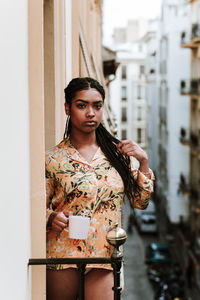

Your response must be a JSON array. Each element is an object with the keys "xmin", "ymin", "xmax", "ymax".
[
  {"xmin": 72, "ymin": 0, "xmax": 80, "ymax": 77},
  {"xmin": 54, "ymin": 0, "xmax": 66, "ymax": 144},
  {"xmin": 29, "ymin": 0, "xmax": 46, "ymax": 299},
  {"xmin": 44, "ymin": 0, "xmax": 66, "ymax": 150},
  {"xmin": 44, "ymin": 0, "xmax": 56, "ymax": 150},
  {"xmin": 77, "ymin": 0, "xmax": 102, "ymax": 79}
]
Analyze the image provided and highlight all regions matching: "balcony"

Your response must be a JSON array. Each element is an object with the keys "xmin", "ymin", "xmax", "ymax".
[
  {"xmin": 190, "ymin": 132, "xmax": 200, "ymax": 155},
  {"xmin": 180, "ymin": 23, "xmax": 200, "ymax": 48},
  {"xmin": 179, "ymin": 127, "xmax": 190, "ymax": 145},
  {"xmin": 179, "ymin": 173, "xmax": 190, "ymax": 195},
  {"xmin": 181, "ymin": 31, "xmax": 193, "ymax": 47},
  {"xmin": 180, "ymin": 79, "xmax": 200, "ymax": 96},
  {"xmin": 190, "ymin": 186, "xmax": 199, "ymax": 202},
  {"xmin": 191, "ymin": 23, "xmax": 200, "ymax": 42},
  {"xmin": 190, "ymin": 132, "xmax": 198, "ymax": 146},
  {"xmin": 179, "ymin": 127, "xmax": 200, "ymax": 154}
]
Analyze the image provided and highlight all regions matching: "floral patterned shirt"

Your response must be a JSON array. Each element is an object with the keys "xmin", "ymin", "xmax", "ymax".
[{"xmin": 46, "ymin": 137, "xmax": 154, "ymax": 270}]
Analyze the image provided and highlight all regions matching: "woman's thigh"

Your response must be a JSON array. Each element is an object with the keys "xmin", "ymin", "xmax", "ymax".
[
  {"xmin": 46, "ymin": 268, "xmax": 79, "ymax": 300},
  {"xmin": 85, "ymin": 268, "xmax": 114, "ymax": 300}
]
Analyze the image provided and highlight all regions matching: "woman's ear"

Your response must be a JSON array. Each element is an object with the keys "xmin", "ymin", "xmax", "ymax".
[{"xmin": 65, "ymin": 103, "xmax": 70, "ymax": 115}]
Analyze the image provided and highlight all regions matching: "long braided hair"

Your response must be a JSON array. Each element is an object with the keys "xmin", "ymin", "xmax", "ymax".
[{"xmin": 64, "ymin": 77, "xmax": 141, "ymax": 201}]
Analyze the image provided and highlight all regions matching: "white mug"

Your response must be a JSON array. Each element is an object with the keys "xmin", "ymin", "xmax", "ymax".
[{"xmin": 67, "ymin": 215, "xmax": 90, "ymax": 239}]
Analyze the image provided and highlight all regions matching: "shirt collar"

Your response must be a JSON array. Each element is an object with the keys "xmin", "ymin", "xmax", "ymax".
[{"xmin": 58, "ymin": 136, "xmax": 105, "ymax": 165}]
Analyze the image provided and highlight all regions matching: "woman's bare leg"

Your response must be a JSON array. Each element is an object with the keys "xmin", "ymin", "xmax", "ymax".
[
  {"xmin": 85, "ymin": 269, "xmax": 114, "ymax": 300},
  {"xmin": 46, "ymin": 268, "xmax": 79, "ymax": 300}
]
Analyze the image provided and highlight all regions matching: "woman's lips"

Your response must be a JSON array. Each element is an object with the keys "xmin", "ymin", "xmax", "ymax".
[{"xmin": 84, "ymin": 121, "xmax": 97, "ymax": 125}]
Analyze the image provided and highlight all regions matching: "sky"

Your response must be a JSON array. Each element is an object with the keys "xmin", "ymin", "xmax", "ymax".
[{"xmin": 102, "ymin": 0, "xmax": 162, "ymax": 46}]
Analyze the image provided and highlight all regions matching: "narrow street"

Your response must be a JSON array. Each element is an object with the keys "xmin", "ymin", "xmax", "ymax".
[
  {"xmin": 121, "ymin": 202, "xmax": 200, "ymax": 300},
  {"xmin": 122, "ymin": 203, "xmax": 157, "ymax": 300}
]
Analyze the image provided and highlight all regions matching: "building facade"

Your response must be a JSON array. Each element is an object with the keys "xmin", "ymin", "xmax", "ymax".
[
  {"xmin": 110, "ymin": 46, "xmax": 147, "ymax": 151},
  {"xmin": 110, "ymin": 20, "xmax": 148, "ymax": 154},
  {"xmin": 180, "ymin": 0, "xmax": 200, "ymax": 290},
  {"xmin": 0, "ymin": 1, "xmax": 116, "ymax": 299},
  {"xmin": 143, "ymin": 19, "xmax": 160, "ymax": 173},
  {"xmin": 156, "ymin": 0, "xmax": 190, "ymax": 225}
]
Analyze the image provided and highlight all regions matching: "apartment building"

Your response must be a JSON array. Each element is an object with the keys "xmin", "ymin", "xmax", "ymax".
[
  {"xmin": 156, "ymin": 0, "xmax": 190, "ymax": 226},
  {"xmin": 0, "ymin": 1, "xmax": 116, "ymax": 299},
  {"xmin": 180, "ymin": 0, "xmax": 200, "ymax": 289},
  {"xmin": 110, "ymin": 20, "xmax": 148, "ymax": 152}
]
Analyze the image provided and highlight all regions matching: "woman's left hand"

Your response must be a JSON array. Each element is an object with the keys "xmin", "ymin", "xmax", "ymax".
[
  {"xmin": 117, "ymin": 140, "xmax": 148, "ymax": 163},
  {"xmin": 117, "ymin": 140, "xmax": 151, "ymax": 178}
]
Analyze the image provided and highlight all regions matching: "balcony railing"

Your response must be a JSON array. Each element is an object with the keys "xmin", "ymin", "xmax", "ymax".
[
  {"xmin": 180, "ymin": 79, "xmax": 200, "ymax": 96},
  {"xmin": 190, "ymin": 186, "xmax": 199, "ymax": 201},
  {"xmin": 190, "ymin": 132, "xmax": 200, "ymax": 156},
  {"xmin": 179, "ymin": 127, "xmax": 190, "ymax": 145},
  {"xmin": 179, "ymin": 128, "xmax": 200, "ymax": 154},
  {"xmin": 190, "ymin": 132, "xmax": 199, "ymax": 147},
  {"xmin": 192, "ymin": 23, "xmax": 200, "ymax": 40},
  {"xmin": 29, "ymin": 257, "xmax": 123, "ymax": 300},
  {"xmin": 179, "ymin": 174, "xmax": 200, "ymax": 200},
  {"xmin": 179, "ymin": 173, "xmax": 190, "ymax": 195},
  {"xmin": 180, "ymin": 30, "xmax": 191, "ymax": 45},
  {"xmin": 29, "ymin": 223, "xmax": 126, "ymax": 300},
  {"xmin": 180, "ymin": 23, "xmax": 200, "ymax": 47}
]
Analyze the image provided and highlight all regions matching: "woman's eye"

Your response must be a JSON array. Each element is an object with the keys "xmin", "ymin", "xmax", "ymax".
[
  {"xmin": 94, "ymin": 104, "xmax": 103, "ymax": 110},
  {"xmin": 77, "ymin": 104, "xmax": 86, "ymax": 109}
]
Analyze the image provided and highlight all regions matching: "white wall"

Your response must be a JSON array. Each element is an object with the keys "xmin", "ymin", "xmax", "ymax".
[
  {"xmin": 0, "ymin": 1, "xmax": 30, "ymax": 299},
  {"xmin": 167, "ymin": 27, "xmax": 190, "ymax": 222},
  {"xmin": 160, "ymin": 0, "xmax": 190, "ymax": 223},
  {"xmin": 145, "ymin": 22, "xmax": 159, "ymax": 173},
  {"xmin": 147, "ymin": 79, "xmax": 158, "ymax": 171}
]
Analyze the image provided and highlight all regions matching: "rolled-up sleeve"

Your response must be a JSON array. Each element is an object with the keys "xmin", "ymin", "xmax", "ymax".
[{"xmin": 129, "ymin": 158, "xmax": 155, "ymax": 209}]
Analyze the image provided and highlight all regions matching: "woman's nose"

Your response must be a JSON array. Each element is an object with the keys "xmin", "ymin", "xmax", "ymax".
[{"xmin": 86, "ymin": 106, "xmax": 95, "ymax": 117}]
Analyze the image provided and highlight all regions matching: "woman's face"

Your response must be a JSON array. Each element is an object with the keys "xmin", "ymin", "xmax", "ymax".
[{"xmin": 65, "ymin": 88, "xmax": 104, "ymax": 134}]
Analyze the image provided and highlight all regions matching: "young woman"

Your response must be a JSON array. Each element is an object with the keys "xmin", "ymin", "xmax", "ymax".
[{"xmin": 46, "ymin": 77, "xmax": 154, "ymax": 300}]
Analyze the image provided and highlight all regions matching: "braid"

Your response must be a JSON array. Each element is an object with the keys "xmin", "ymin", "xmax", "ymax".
[
  {"xmin": 63, "ymin": 77, "xmax": 141, "ymax": 202},
  {"xmin": 96, "ymin": 123, "xmax": 141, "ymax": 201},
  {"xmin": 63, "ymin": 116, "xmax": 71, "ymax": 140}
]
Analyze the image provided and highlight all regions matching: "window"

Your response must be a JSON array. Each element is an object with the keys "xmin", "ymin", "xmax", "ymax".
[
  {"xmin": 140, "ymin": 65, "xmax": 144, "ymax": 75},
  {"xmin": 137, "ymin": 85, "xmax": 142, "ymax": 99},
  {"xmin": 121, "ymin": 107, "xmax": 127, "ymax": 122},
  {"xmin": 137, "ymin": 128, "xmax": 142, "ymax": 143},
  {"xmin": 121, "ymin": 65, "xmax": 127, "ymax": 79},
  {"xmin": 121, "ymin": 129, "xmax": 127, "ymax": 140},
  {"xmin": 137, "ymin": 107, "xmax": 142, "ymax": 120},
  {"xmin": 121, "ymin": 86, "xmax": 127, "ymax": 101}
]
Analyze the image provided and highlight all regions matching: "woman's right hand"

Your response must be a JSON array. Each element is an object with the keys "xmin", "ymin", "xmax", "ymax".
[{"xmin": 50, "ymin": 210, "xmax": 72, "ymax": 233}]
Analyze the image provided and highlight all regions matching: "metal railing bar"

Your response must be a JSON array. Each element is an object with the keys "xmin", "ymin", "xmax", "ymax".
[
  {"xmin": 112, "ymin": 260, "xmax": 122, "ymax": 300},
  {"xmin": 77, "ymin": 263, "xmax": 86, "ymax": 300},
  {"xmin": 28, "ymin": 257, "xmax": 113, "ymax": 265}
]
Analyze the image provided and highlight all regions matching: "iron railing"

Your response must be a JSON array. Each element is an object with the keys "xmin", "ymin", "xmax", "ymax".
[
  {"xmin": 29, "ymin": 256, "xmax": 123, "ymax": 300},
  {"xmin": 180, "ymin": 30, "xmax": 190, "ymax": 45},
  {"xmin": 180, "ymin": 79, "xmax": 200, "ymax": 95},
  {"xmin": 192, "ymin": 23, "xmax": 200, "ymax": 40}
]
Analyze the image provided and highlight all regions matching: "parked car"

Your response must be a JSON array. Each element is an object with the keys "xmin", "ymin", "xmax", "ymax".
[
  {"xmin": 145, "ymin": 243, "xmax": 171, "ymax": 265},
  {"xmin": 134, "ymin": 200, "xmax": 158, "ymax": 233}
]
